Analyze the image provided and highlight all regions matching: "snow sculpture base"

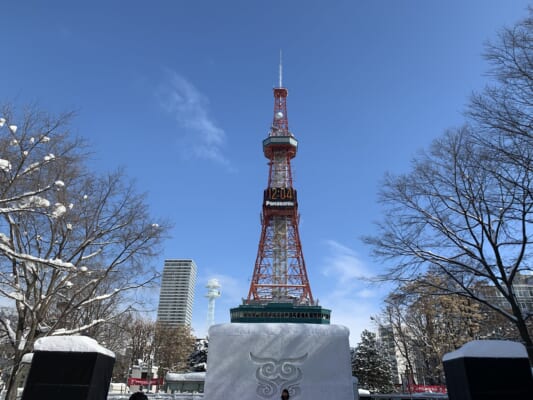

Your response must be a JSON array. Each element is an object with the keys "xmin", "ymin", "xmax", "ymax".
[
  {"xmin": 443, "ymin": 340, "xmax": 533, "ymax": 400},
  {"xmin": 22, "ymin": 336, "xmax": 115, "ymax": 400},
  {"xmin": 204, "ymin": 323, "xmax": 354, "ymax": 400}
]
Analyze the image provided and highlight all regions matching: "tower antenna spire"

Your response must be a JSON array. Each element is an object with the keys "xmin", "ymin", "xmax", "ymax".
[{"xmin": 279, "ymin": 49, "xmax": 283, "ymax": 88}]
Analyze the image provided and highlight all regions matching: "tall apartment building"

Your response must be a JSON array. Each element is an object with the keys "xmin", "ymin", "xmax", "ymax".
[
  {"xmin": 376, "ymin": 324, "xmax": 401, "ymax": 384},
  {"xmin": 485, "ymin": 273, "xmax": 533, "ymax": 314},
  {"xmin": 157, "ymin": 259, "xmax": 197, "ymax": 326}
]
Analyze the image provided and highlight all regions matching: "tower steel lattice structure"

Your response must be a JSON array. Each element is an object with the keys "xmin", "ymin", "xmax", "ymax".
[
  {"xmin": 231, "ymin": 60, "xmax": 330, "ymax": 324},
  {"xmin": 245, "ymin": 78, "xmax": 314, "ymax": 305}
]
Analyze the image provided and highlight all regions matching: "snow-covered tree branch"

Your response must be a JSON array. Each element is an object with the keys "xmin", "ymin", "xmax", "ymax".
[{"xmin": 0, "ymin": 105, "xmax": 169, "ymax": 400}]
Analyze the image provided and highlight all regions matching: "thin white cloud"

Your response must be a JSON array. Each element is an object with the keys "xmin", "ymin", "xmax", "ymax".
[
  {"xmin": 158, "ymin": 71, "xmax": 230, "ymax": 166},
  {"xmin": 327, "ymin": 298, "xmax": 378, "ymax": 347},
  {"xmin": 356, "ymin": 288, "xmax": 375, "ymax": 299},
  {"xmin": 319, "ymin": 240, "xmax": 388, "ymax": 346},
  {"xmin": 321, "ymin": 239, "xmax": 373, "ymax": 282}
]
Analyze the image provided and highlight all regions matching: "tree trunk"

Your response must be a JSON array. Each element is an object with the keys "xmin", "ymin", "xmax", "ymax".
[
  {"xmin": 525, "ymin": 345, "xmax": 533, "ymax": 367},
  {"xmin": 513, "ymin": 310, "xmax": 533, "ymax": 366},
  {"xmin": 4, "ymin": 353, "xmax": 22, "ymax": 400}
]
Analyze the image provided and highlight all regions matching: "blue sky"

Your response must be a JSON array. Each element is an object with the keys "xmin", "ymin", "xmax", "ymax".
[{"xmin": 1, "ymin": 0, "xmax": 531, "ymax": 343}]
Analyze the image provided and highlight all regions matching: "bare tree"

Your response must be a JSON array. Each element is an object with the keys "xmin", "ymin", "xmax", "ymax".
[
  {"xmin": 127, "ymin": 317, "xmax": 157, "ymax": 367},
  {"xmin": 367, "ymin": 10, "xmax": 533, "ymax": 364},
  {"xmin": 469, "ymin": 9, "xmax": 533, "ymax": 146},
  {"xmin": 365, "ymin": 125, "xmax": 533, "ymax": 364},
  {"xmin": 153, "ymin": 323, "xmax": 196, "ymax": 376},
  {"xmin": 0, "ymin": 105, "xmax": 169, "ymax": 400},
  {"xmin": 468, "ymin": 9, "xmax": 533, "ymax": 235},
  {"xmin": 382, "ymin": 272, "xmax": 483, "ymax": 385}
]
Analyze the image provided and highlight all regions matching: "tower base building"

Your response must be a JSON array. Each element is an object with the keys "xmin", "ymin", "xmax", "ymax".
[{"xmin": 230, "ymin": 302, "xmax": 330, "ymax": 324}]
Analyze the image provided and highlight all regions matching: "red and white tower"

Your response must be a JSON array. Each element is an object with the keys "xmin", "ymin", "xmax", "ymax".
[
  {"xmin": 247, "ymin": 62, "xmax": 313, "ymax": 305},
  {"xmin": 231, "ymin": 58, "xmax": 330, "ymax": 324}
]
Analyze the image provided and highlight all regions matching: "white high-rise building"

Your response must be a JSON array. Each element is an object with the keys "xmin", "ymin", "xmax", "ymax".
[{"xmin": 157, "ymin": 259, "xmax": 197, "ymax": 326}]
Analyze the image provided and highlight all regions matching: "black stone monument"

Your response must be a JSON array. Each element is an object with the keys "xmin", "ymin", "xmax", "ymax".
[
  {"xmin": 443, "ymin": 340, "xmax": 533, "ymax": 400},
  {"xmin": 21, "ymin": 336, "xmax": 115, "ymax": 400}
]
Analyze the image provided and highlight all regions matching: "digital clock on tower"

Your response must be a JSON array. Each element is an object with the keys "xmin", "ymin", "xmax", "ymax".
[{"xmin": 263, "ymin": 187, "xmax": 297, "ymax": 207}]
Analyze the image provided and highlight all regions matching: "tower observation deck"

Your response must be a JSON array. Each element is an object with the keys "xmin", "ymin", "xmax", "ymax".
[{"xmin": 230, "ymin": 64, "xmax": 330, "ymax": 324}]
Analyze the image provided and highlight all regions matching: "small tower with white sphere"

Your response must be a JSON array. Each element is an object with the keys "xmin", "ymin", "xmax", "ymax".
[{"xmin": 205, "ymin": 279, "xmax": 221, "ymax": 328}]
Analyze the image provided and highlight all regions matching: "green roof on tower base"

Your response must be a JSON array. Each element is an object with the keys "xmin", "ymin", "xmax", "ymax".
[{"xmin": 230, "ymin": 302, "xmax": 331, "ymax": 324}]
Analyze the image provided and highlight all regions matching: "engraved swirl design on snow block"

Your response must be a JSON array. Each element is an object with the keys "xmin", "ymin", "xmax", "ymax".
[{"xmin": 250, "ymin": 352, "xmax": 308, "ymax": 398}]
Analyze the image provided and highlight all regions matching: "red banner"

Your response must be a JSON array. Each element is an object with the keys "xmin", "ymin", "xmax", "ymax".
[
  {"xmin": 408, "ymin": 384, "xmax": 447, "ymax": 394},
  {"xmin": 127, "ymin": 377, "xmax": 162, "ymax": 386}
]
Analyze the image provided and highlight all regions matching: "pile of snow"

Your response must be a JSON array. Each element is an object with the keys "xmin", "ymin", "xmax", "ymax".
[
  {"xmin": 48, "ymin": 258, "xmax": 75, "ymax": 269},
  {"xmin": 21, "ymin": 353, "xmax": 34, "ymax": 363},
  {"xmin": 34, "ymin": 336, "xmax": 114, "ymax": 358},
  {"xmin": 0, "ymin": 159, "xmax": 12, "ymax": 172},
  {"xmin": 0, "ymin": 233, "xmax": 10, "ymax": 244},
  {"xmin": 23, "ymin": 162, "xmax": 40, "ymax": 174},
  {"xmin": 52, "ymin": 203, "xmax": 67, "ymax": 218},
  {"xmin": 443, "ymin": 340, "xmax": 528, "ymax": 361},
  {"xmin": 8, "ymin": 292, "xmax": 24, "ymax": 301},
  {"xmin": 166, "ymin": 372, "xmax": 206, "ymax": 382},
  {"xmin": 21, "ymin": 196, "xmax": 50, "ymax": 208}
]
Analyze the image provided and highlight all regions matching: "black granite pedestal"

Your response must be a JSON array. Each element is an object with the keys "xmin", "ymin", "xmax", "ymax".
[
  {"xmin": 21, "ymin": 339, "xmax": 115, "ymax": 400},
  {"xmin": 443, "ymin": 340, "xmax": 533, "ymax": 400}
]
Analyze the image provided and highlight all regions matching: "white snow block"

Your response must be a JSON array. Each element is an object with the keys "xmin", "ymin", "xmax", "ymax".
[{"xmin": 204, "ymin": 323, "xmax": 354, "ymax": 400}]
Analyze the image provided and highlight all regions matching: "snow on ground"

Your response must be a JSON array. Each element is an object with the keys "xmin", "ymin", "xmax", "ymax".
[{"xmin": 166, "ymin": 372, "xmax": 206, "ymax": 382}]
